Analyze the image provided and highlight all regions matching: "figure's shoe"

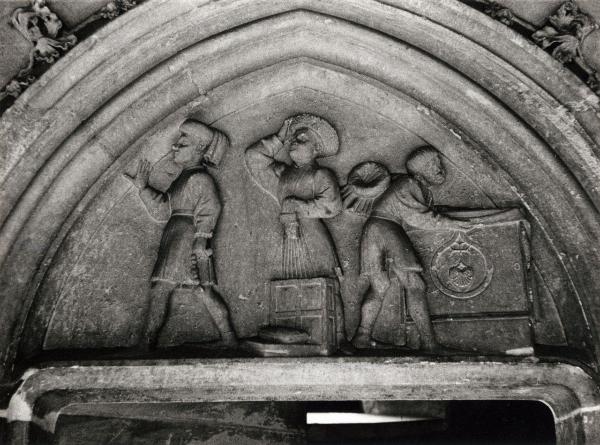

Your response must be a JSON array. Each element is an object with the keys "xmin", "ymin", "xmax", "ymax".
[
  {"xmin": 220, "ymin": 331, "xmax": 239, "ymax": 348},
  {"xmin": 135, "ymin": 337, "xmax": 157, "ymax": 354},
  {"xmin": 338, "ymin": 338, "xmax": 356, "ymax": 355},
  {"xmin": 351, "ymin": 331, "xmax": 374, "ymax": 349}
]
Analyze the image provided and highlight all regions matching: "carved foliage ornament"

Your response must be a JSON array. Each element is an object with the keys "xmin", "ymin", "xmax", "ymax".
[
  {"xmin": 532, "ymin": 0, "xmax": 600, "ymax": 92},
  {"xmin": 484, "ymin": 2, "xmax": 516, "ymax": 27},
  {"xmin": 485, "ymin": 0, "xmax": 600, "ymax": 94},
  {"xmin": 97, "ymin": 0, "xmax": 138, "ymax": 20},
  {"xmin": 11, "ymin": 0, "xmax": 77, "ymax": 68},
  {"xmin": 0, "ymin": 0, "xmax": 76, "ymax": 101},
  {"xmin": 0, "ymin": 0, "xmax": 137, "ymax": 102}
]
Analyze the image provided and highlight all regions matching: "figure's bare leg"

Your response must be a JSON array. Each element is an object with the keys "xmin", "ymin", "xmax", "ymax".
[
  {"xmin": 140, "ymin": 280, "xmax": 176, "ymax": 350},
  {"xmin": 352, "ymin": 273, "xmax": 388, "ymax": 348},
  {"xmin": 404, "ymin": 272, "xmax": 439, "ymax": 352},
  {"xmin": 201, "ymin": 286, "xmax": 238, "ymax": 347}
]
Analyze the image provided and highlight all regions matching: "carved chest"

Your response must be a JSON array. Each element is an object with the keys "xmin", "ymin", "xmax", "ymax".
[
  {"xmin": 408, "ymin": 209, "xmax": 533, "ymax": 354},
  {"xmin": 269, "ymin": 278, "xmax": 338, "ymax": 355}
]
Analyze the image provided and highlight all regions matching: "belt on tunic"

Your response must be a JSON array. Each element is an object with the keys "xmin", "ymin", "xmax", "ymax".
[{"xmin": 171, "ymin": 209, "xmax": 194, "ymax": 217}]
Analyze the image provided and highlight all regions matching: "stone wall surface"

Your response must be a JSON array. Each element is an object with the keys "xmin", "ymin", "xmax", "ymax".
[
  {"xmin": 1, "ymin": 1, "xmax": 600, "ymax": 443},
  {"xmin": 2, "ymin": 1, "xmax": 600, "ymax": 107},
  {"xmin": 0, "ymin": 0, "xmax": 599, "ymax": 365}
]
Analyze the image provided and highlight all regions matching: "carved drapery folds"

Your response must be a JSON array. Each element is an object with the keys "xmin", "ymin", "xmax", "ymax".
[{"xmin": 127, "ymin": 119, "xmax": 237, "ymax": 350}]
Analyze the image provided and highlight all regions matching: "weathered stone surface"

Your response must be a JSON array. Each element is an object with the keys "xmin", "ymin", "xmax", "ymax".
[
  {"xmin": 0, "ymin": 2, "xmax": 31, "ymax": 90},
  {"xmin": 6, "ymin": 358, "xmax": 600, "ymax": 444},
  {"xmin": 1, "ymin": 0, "xmax": 600, "ymax": 443}
]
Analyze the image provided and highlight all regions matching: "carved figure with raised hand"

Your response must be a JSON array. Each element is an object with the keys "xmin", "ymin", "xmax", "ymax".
[
  {"xmin": 245, "ymin": 114, "xmax": 343, "ymax": 279},
  {"xmin": 245, "ymin": 114, "xmax": 351, "ymax": 351},
  {"xmin": 132, "ymin": 119, "xmax": 237, "ymax": 350},
  {"xmin": 347, "ymin": 147, "xmax": 471, "ymax": 352}
]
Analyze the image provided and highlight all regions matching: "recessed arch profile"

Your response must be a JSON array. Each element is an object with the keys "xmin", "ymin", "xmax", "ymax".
[{"xmin": 1, "ymin": 0, "xmax": 600, "ymax": 382}]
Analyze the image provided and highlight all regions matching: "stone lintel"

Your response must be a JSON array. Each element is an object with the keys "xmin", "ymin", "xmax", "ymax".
[{"xmin": 4, "ymin": 357, "xmax": 600, "ymax": 444}]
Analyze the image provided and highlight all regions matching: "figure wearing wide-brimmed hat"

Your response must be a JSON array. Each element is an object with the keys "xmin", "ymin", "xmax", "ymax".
[
  {"xmin": 344, "ymin": 148, "xmax": 472, "ymax": 352},
  {"xmin": 245, "ymin": 114, "xmax": 350, "ymax": 348},
  {"xmin": 133, "ymin": 119, "xmax": 237, "ymax": 350}
]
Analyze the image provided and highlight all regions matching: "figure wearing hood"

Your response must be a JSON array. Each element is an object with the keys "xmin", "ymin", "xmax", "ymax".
[{"xmin": 133, "ymin": 119, "xmax": 236, "ymax": 350}]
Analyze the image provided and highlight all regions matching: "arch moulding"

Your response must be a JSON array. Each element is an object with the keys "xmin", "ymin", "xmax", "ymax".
[{"xmin": 1, "ymin": 0, "xmax": 600, "ymax": 443}]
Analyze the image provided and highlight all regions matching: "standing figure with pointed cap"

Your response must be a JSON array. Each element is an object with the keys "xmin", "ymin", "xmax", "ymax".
[
  {"xmin": 245, "ymin": 114, "xmax": 350, "ymax": 349},
  {"xmin": 132, "ymin": 119, "xmax": 237, "ymax": 350}
]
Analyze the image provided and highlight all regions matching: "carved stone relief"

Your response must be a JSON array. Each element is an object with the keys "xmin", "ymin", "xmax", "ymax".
[
  {"xmin": 431, "ymin": 231, "xmax": 494, "ymax": 300},
  {"xmin": 0, "ymin": 0, "xmax": 137, "ymax": 102},
  {"xmin": 484, "ymin": 2, "xmax": 519, "ymax": 27},
  {"xmin": 3, "ymin": 1, "xmax": 600, "ymax": 443},
  {"xmin": 2, "ymin": 2, "xmax": 590, "ymax": 372},
  {"xmin": 30, "ymin": 96, "xmax": 556, "ymax": 359},
  {"xmin": 126, "ymin": 119, "xmax": 237, "ymax": 350},
  {"xmin": 533, "ymin": 1, "xmax": 600, "ymax": 92},
  {"xmin": 85, "ymin": 113, "xmax": 537, "ymax": 358},
  {"xmin": 242, "ymin": 114, "xmax": 351, "ymax": 356},
  {"xmin": 483, "ymin": 0, "xmax": 600, "ymax": 94},
  {"xmin": 0, "ymin": 0, "xmax": 76, "ymax": 101},
  {"xmin": 343, "ymin": 148, "xmax": 533, "ymax": 354}
]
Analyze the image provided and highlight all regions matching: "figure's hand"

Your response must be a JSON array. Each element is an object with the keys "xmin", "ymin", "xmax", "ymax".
[
  {"xmin": 280, "ymin": 211, "xmax": 298, "ymax": 225},
  {"xmin": 134, "ymin": 159, "xmax": 151, "ymax": 190},
  {"xmin": 281, "ymin": 197, "xmax": 303, "ymax": 214},
  {"xmin": 277, "ymin": 118, "xmax": 293, "ymax": 143},
  {"xmin": 192, "ymin": 247, "xmax": 213, "ymax": 260},
  {"xmin": 190, "ymin": 243, "xmax": 213, "ymax": 285},
  {"xmin": 191, "ymin": 237, "xmax": 212, "ymax": 260}
]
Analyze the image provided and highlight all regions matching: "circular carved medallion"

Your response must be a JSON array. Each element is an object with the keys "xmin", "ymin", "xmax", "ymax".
[{"xmin": 430, "ymin": 232, "xmax": 493, "ymax": 299}]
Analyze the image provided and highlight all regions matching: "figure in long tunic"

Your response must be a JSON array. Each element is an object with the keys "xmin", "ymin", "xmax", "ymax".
[
  {"xmin": 244, "ymin": 114, "xmax": 349, "ymax": 346},
  {"xmin": 344, "ymin": 147, "xmax": 471, "ymax": 351},
  {"xmin": 132, "ymin": 119, "xmax": 237, "ymax": 350}
]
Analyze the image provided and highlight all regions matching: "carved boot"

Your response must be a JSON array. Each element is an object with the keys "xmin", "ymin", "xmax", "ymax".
[
  {"xmin": 337, "ymin": 332, "xmax": 356, "ymax": 355},
  {"xmin": 352, "ymin": 327, "xmax": 374, "ymax": 349},
  {"xmin": 220, "ymin": 330, "xmax": 238, "ymax": 348},
  {"xmin": 137, "ymin": 332, "xmax": 158, "ymax": 353},
  {"xmin": 138, "ymin": 320, "xmax": 162, "ymax": 352}
]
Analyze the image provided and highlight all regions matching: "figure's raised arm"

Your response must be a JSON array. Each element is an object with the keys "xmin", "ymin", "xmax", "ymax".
[
  {"xmin": 244, "ymin": 121, "xmax": 291, "ymax": 201},
  {"xmin": 133, "ymin": 159, "xmax": 170, "ymax": 222}
]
